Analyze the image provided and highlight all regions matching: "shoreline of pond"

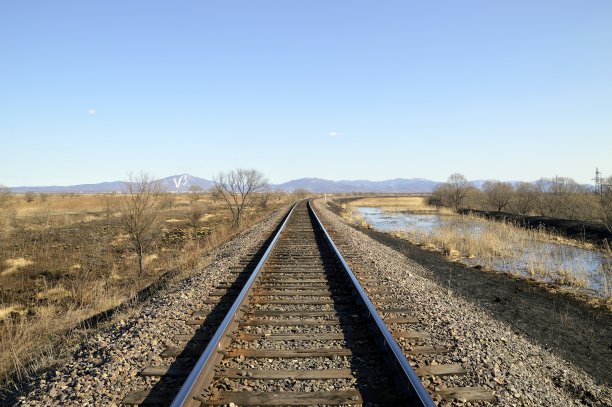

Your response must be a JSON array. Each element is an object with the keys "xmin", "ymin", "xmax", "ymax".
[
  {"xmin": 458, "ymin": 208, "xmax": 612, "ymax": 247},
  {"xmin": 354, "ymin": 206, "xmax": 611, "ymax": 303},
  {"xmin": 333, "ymin": 196, "xmax": 611, "ymax": 247}
]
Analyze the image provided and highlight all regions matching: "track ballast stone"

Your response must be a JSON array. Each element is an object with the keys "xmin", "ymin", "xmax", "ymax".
[
  {"xmin": 313, "ymin": 199, "xmax": 612, "ymax": 406},
  {"xmin": 16, "ymin": 208, "xmax": 288, "ymax": 406}
]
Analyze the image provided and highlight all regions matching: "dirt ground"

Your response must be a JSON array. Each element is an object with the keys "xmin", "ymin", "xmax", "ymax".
[{"xmin": 352, "ymin": 224, "xmax": 612, "ymax": 387}]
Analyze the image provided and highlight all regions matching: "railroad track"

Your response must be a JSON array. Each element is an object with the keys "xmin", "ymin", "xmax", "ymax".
[{"xmin": 123, "ymin": 201, "xmax": 494, "ymax": 406}]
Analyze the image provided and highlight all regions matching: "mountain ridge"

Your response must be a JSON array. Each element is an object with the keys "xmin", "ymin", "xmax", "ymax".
[{"xmin": 9, "ymin": 174, "xmax": 442, "ymax": 193}]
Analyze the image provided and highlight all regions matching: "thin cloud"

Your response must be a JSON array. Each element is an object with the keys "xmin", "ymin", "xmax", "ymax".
[
  {"xmin": 328, "ymin": 131, "xmax": 342, "ymax": 137},
  {"xmin": 87, "ymin": 109, "xmax": 96, "ymax": 115}
]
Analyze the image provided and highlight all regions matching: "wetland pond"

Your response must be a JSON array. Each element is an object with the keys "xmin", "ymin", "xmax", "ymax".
[{"xmin": 356, "ymin": 207, "xmax": 611, "ymax": 299}]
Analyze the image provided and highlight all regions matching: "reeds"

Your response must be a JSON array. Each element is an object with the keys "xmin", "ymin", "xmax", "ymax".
[
  {"xmin": 362, "ymin": 210, "xmax": 609, "ymax": 300},
  {"xmin": 348, "ymin": 196, "xmax": 438, "ymax": 213}
]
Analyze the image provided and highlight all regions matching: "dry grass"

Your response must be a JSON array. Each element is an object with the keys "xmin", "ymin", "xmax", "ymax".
[
  {"xmin": 0, "ymin": 192, "xmax": 294, "ymax": 391},
  {"xmin": 0, "ymin": 305, "xmax": 27, "ymax": 321},
  {"xmin": 348, "ymin": 196, "xmax": 443, "ymax": 214},
  {"xmin": 399, "ymin": 216, "xmax": 594, "ymax": 286},
  {"xmin": 357, "ymin": 209, "xmax": 608, "ymax": 299},
  {"xmin": 1, "ymin": 258, "xmax": 34, "ymax": 275},
  {"xmin": 600, "ymin": 243, "xmax": 612, "ymax": 301}
]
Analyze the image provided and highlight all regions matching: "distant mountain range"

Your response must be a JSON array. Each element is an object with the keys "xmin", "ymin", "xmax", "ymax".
[
  {"xmin": 272, "ymin": 177, "xmax": 439, "ymax": 193},
  {"xmin": 9, "ymin": 175, "xmax": 593, "ymax": 194},
  {"xmin": 9, "ymin": 174, "xmax": 442, "ymax": 193}
]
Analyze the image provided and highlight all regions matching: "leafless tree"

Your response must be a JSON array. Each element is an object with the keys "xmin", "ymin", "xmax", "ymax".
[
  {"xmin": 511, "ymin": 182, "xmax": 539, "ymax": 215},
  {"xmin": 0, "ymin": 185, "xmax": 11, "ymax": 208},
  {"xmin": 428, "ymin": 185, "xmax": 446, "ymax": 207},
  {"xmin": 24, "ymin": 191, "xmax": 35, "ymax": 203},
  {"xmin": 186, "ymin": 204, "xmax": 206, "ymax": 248},
  {"xmin": 483, "ymin": 180, "xmax": 514, "ymax": 212},
  {"xmin": 596, "ymin": 175, "xmax": 612, "ymax": 232},
  {"xmin": 446, "ymin": 173, "xmax": 471, "ymax": 210},
  {"xmin": 103, "ymin": 193, "xmax": 118, "ymax": 219},
  {"xmin": 212, "ymin": 169, "xmax": 268, "ymax": 227},
  {"xmin": 119, "ymin": 173, "xmax": 162, "ymax": 275},
  {"xmin": 536, "ymin": 177, "xmax": 589, "ymax": 220}
]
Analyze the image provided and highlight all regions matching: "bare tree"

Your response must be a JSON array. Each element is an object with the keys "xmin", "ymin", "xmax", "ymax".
[
  {"xmin": 24, "ymin": 191, "xmax": 35, "ymax": 203},
  {"xmin": 212, "ymin": 169, "xmax": 268, "ymax": 227},
  {"xmin": 536, "ymin": 176, "xmax": 589, "ymax": 220},
  {"xmin": 186, "ymin": 204, "xmax": 206, "ymax": 248},
  {"xmin": 596, "ymin": 175, "xmax": 612, "ymax": 232},
  {"xmin": 446, "ymin": 173, "xmax": 471, "ymax": 211},
  {"xmin": 429, "ymin": 184, "xmax": 448, "ymax": 207},
  {"xmin": 483, "ymin": 180, "xmax": 514, "ymax": 212},
  {"xmin": 0, "ymin": 185, "xmax": 11, "ymax": 208},
  {"xmin": 511, "ymin": 182, "xmax": 539, "ymax": 215},
  {"xmin": 119, "ymin": 173, "xmax": 162, "ymax": 275},
  {"xmin": 103, "ymin": 193, "xmax": 118, "ymax": 219}
]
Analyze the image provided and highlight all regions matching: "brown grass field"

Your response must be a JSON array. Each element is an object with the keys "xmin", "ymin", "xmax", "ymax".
[
  {"xmin": 347, "ymin": 196, "xmax": 442, "ymax": 213},
  {"xmin": 0, "ymin": 192, "xmax": 293, "ymax": 390}
]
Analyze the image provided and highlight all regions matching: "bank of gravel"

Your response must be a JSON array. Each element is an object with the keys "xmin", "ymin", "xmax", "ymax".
[
  {"xmin": 12, "ymin": 207, "xmax": 289, "ymax": 406},
  {"xmin": 314, "ymin": 199, "xmax": 612, "ymax": 406}
]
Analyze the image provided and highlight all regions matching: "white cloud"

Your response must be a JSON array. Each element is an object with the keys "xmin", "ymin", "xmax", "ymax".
[
  {"xmin": 328, "ymin": 131, "xmax": 342, "ymax": 137},
  {"xmin": 87, "ymin": 109, "xmax": 96, "ymax": 115}
]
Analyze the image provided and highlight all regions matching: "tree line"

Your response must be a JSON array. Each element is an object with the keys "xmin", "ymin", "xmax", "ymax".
[{"xmin": 431, "ymin": 172, "xmax": 612, "ymax": 231}]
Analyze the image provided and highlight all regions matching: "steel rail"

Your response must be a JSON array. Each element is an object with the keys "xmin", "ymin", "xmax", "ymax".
[
  {"xmin": 308, "ymin": 200, "xmax": 436, "ymax": 406},
  {"xmin": 170, "ymin": 203, "xmax": 298, "ymax": 407}
]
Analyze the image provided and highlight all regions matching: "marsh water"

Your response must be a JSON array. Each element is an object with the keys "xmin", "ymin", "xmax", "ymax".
[{"xmin": 356, "ymin": 207, "xmax": 611, "ymax": 298}]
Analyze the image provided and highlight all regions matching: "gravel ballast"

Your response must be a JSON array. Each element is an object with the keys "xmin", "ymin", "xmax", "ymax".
[
  {"xmin": 14, "ymin": 208, "xmax": 288, "ymax": 406},
  {"xmin": 313, "ymin": 200, "xmax": 612, "ymax": 406}
]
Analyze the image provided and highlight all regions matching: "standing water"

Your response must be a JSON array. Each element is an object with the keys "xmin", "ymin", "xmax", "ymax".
[{"xmin": 356, "ymin": 207, "xmax": 612, "ymax": 299}]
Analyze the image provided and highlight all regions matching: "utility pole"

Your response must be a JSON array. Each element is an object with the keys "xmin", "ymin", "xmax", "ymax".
[{"xmin": 594, "ymin": 167, "xmax": 603, "ymax": 196}]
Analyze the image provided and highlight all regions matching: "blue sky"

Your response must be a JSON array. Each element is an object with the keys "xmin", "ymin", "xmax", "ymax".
[{"xmin": 1, "ymin": 1, "xmax": 611, "ymax": 186}]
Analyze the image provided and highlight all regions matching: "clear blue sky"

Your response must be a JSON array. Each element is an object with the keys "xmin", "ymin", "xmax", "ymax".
[{"xmin": 1, "ymin": 1, "xmax": 611, "ymax": 186}]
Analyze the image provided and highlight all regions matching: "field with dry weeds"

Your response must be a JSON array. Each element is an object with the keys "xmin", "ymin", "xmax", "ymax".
[
  {"xmin": 347, "ymin": 195, "xmax": 440, "ymax": 213},
  {"xmin": 0, "ymin": 192, "xmax": 292, "ymax": 391}
]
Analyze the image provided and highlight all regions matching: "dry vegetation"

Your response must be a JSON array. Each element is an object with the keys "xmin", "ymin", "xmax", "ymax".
[
  {"xmin": 0, "ymin": 190, "xmax": 294, "ymax": 391},
  {"xmin": 347, "ymin": 196, "xmax": 440, "ymax": 213},
  {"xmin": 395, "ymin": 216, "xmax": 609, "ymax": 296},
  {"xmin": 431, "ymin": 173, "xmax": 612, "ymax": 231},
  {"xmin": 338, "ymin": 196, "xmax": 612, "ymax": 306}
]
